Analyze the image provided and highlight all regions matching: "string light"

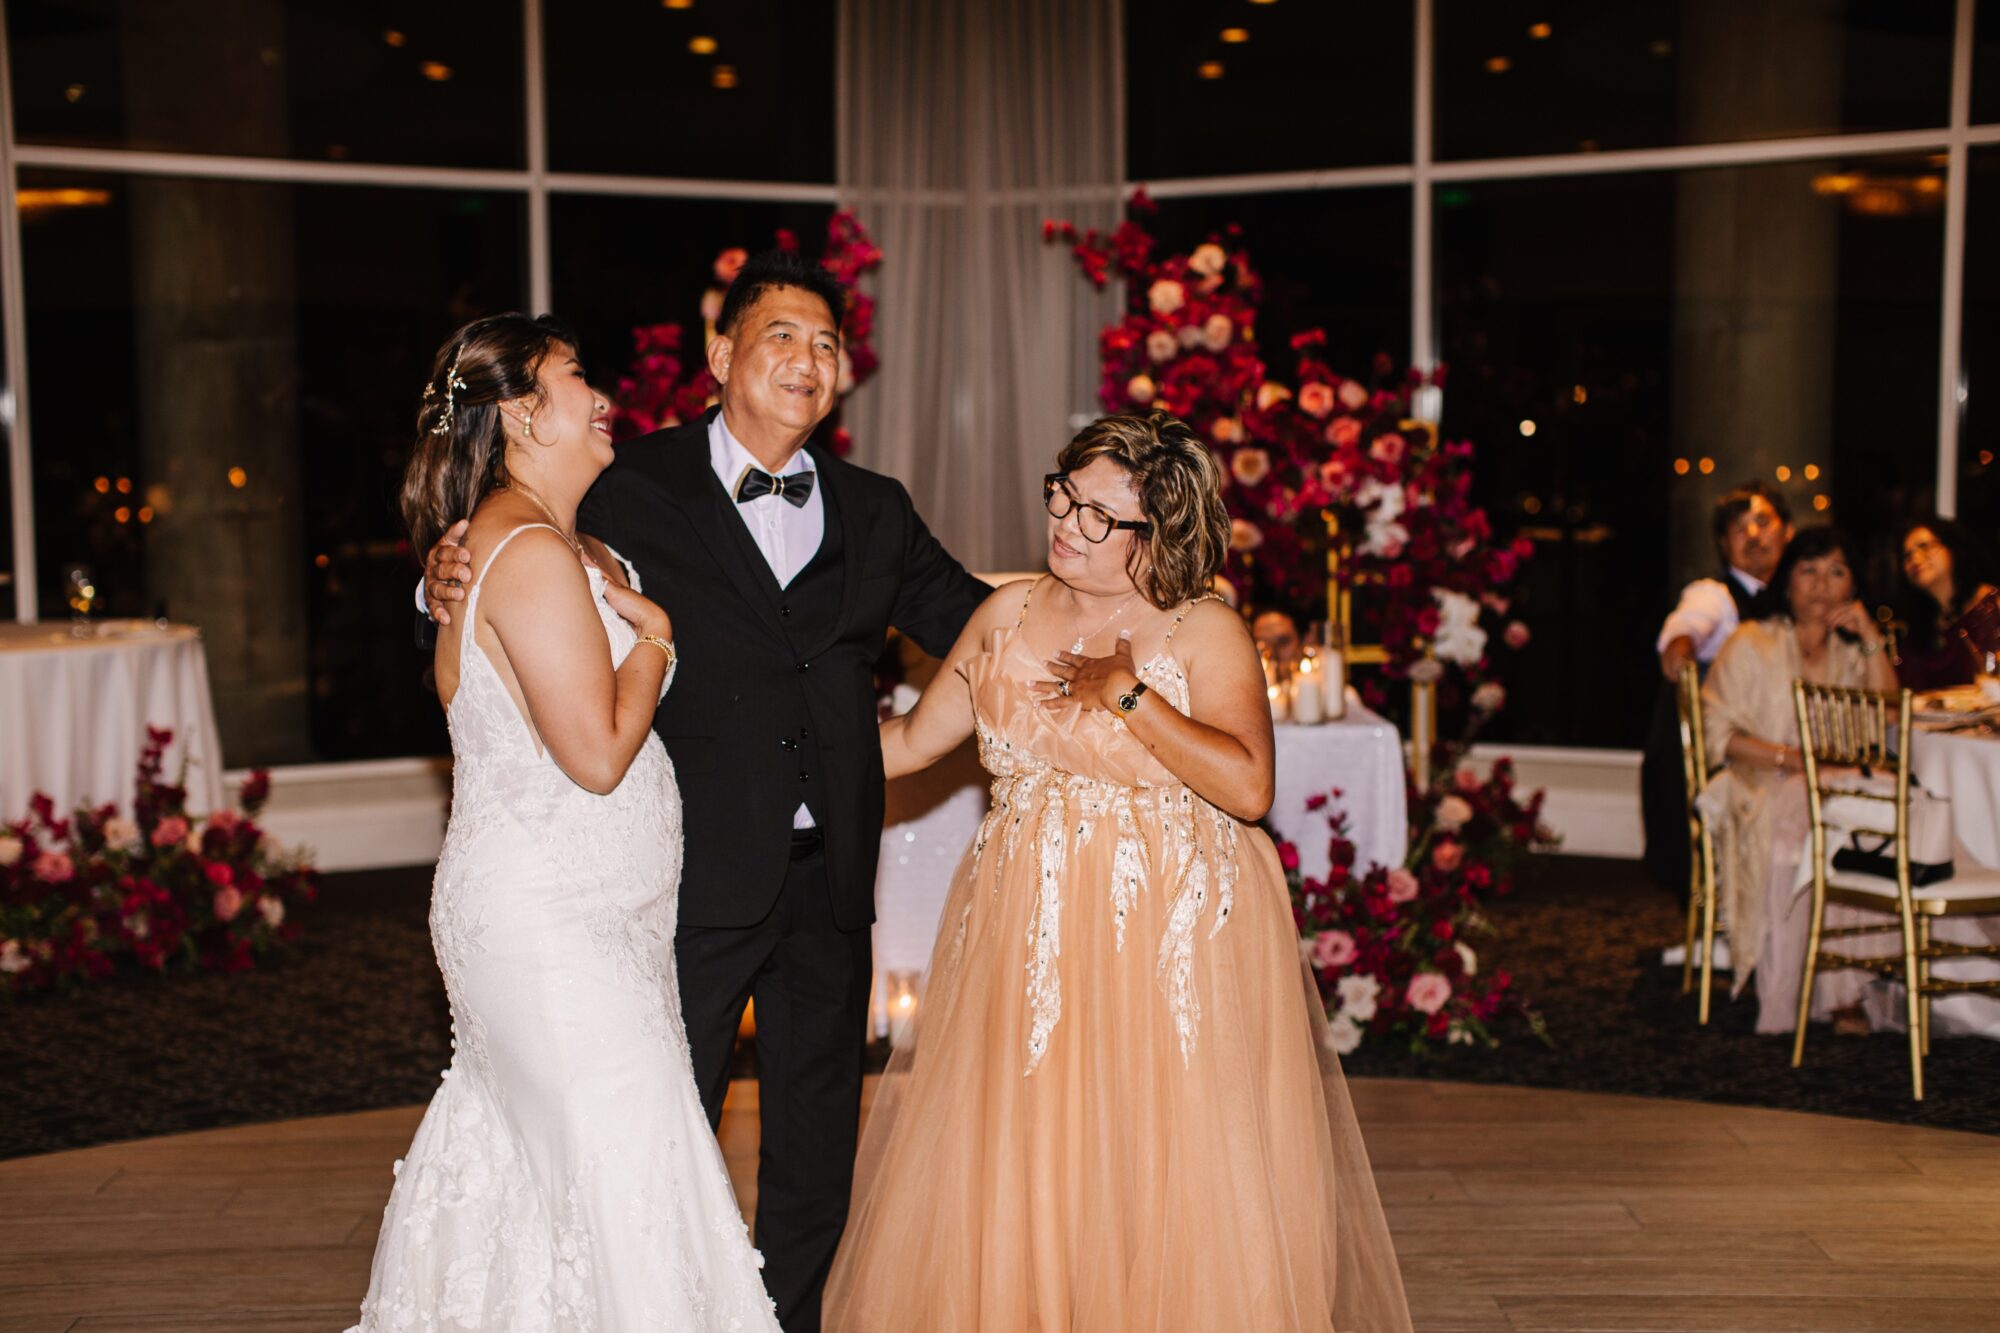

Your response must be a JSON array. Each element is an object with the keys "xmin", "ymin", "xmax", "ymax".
[
  {"xmin": 228, "ymin": 467, "xmax": 248, "ymax": 488},
  {"xmin": 1775, "ymin": 466, "xmax": 1790, "ymax": 482},
  {"xmin": 1673, "ymin": 458, "xmax": 1690, "ymax": 475},
  {"xmin": 688, "ymin": 35, "xmax": 718, "ymax": 54},
  {"xmin": 711, "ymin": 64, "xmax": 738, "ymax": 89},
  {"xmin": 1221, "ymin": 28, "xmax": 1249, "ymax": 43},
  {"xmin": 1197, "ymin": 61, "xmax": 1225, "ymax": 79},
  {"xmin": 1528, "ymin": 22, "xmax": 1552, "ymax": 39},
  {"xmin": 1813, "ymin": 494, "xmax": 1830, "ymax": 511},
  {"xmin": 1518, "ymin": 420, "xmax": 1537, "ymax": 437},
  {"xmin": 1803, "ymin": 464, "xmax": 1820, "ymax": 480},
  {"xmin": 420, "ymin": 61, "xmax": 452, "ymax": 82},
  {"xmin": 1485, "ymin": 56, "xmax": 1512, "ymax": 73},
  {"xmin": 1697, "ymin": 457, "xmax": 1715, "ymax": 475}
]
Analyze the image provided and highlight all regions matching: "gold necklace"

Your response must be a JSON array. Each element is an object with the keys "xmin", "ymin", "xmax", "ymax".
[
  {"xmin": 1068, "ymin": 589, "xmax": 1140, "ymax": 654},
  {"xmin": 508, "ymin": 484, "xmax": 580, "ymax": 553}
]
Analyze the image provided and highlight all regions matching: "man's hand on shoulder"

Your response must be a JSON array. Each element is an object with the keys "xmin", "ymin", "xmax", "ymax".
[{"xmin": 425, "ymin": 519, "xmax": 474, "ymax": 626}]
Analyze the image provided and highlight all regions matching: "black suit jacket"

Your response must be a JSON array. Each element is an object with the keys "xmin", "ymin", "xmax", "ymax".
[{"xmin": 578, "ymin": 410, "xmax": 988, "ymax": 931}]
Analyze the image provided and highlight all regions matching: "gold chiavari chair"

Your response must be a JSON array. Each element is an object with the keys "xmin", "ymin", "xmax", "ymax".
[
  {"xmin": 1791, "ymin": 682, "xmax": 2000, "ymax": 1100},
  {"xmin": 1675, "ymin": 663, "xmax": 1722, "ymax": 1023}
]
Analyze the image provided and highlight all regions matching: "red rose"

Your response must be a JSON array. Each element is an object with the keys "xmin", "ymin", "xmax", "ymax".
[{"xmin": 204, "ymin": 861, "xmax": 234, "ymax": 888}]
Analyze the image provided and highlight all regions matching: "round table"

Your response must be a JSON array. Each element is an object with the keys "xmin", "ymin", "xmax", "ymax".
[{"xmin": 0, "ymin": 621, "xmax": 227, "ymax": 821}]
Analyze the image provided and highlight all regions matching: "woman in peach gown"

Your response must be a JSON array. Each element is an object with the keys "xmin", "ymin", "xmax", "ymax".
[{"xmin": 824, "ymin": 411, "xmax": 1410, "ymax": 1332}]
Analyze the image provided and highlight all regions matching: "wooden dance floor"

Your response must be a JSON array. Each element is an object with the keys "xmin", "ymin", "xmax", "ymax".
[{"xmin": 3, "ymin": 1078, "xmax": 1998, "ymax": 1331}]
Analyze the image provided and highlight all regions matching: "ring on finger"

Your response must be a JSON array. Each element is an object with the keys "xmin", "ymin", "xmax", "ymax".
[{"xmin": 1058, "ymin": 678, "xmax": 1072, "ymax": 697}]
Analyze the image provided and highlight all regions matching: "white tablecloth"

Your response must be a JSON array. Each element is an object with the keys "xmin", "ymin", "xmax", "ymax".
[
  {"xmin": 871, "ymin": 694, "xmax": 1408, "ymax": 1004},
  {"xmin": 1900, "ymin": 728, "xmax": 2000, "ymax": 1037},
  {"xmin": 0, "ymin": 621, "xmax": 226, "ymax": 821}
]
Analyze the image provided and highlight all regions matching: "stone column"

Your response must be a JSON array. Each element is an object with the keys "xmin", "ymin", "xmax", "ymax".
[
  {"xmin": 1669, "ymin": 1, "xmax": 1842, "ymax": 585},
  {"xmin": 121, "ymin": 0, "xmax": 310, "ymax": 765}
]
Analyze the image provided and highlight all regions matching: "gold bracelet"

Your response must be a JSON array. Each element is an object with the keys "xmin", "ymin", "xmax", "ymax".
[{"xmin": 635, "ymin": 634, "xmax": 676, "ymax": 670}]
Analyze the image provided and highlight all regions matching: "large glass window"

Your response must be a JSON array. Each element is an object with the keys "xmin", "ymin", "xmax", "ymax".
[
  {"xmin": 1436, "ymin": 1, "xmax": 1956, "ymax": 161},
  {"xmin": 1962, "ymin": 147, "xmax": 2000, "ymax": 538},
  {"xmin": 22, "ymin": 171, "xmax": 527, "ymax": 766},
  {"xmin": 10, "ymin": 0, "xmax": 524, "ymax": 167},
  {"xmin": 545, "ymin": 1, "xmax": 835, "ymax": 182},
  {"xmin": 1125, "ymin": 0, "xmax": 1412, "ymax": 180},
  {"xmin": 551, "ymin": 195, "xmax": 835, "ymax": 402},
  {"xmin": 1976, "ymin": 0, "xmax": 2000, "ymax": 129},
  {"xmin": 1438, "ymin": 155, "xmax": 1945, "ymax": 747}
]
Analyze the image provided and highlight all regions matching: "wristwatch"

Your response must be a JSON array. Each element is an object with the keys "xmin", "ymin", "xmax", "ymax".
[{"xmin": 1115, "ymin": 681, "xmax": 1149, "ymax": 715}]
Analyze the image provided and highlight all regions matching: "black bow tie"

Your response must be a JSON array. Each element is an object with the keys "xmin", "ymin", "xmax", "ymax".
[{"xmin": 734, "ymin": 468, "xmax": 817, "ymax": 508}]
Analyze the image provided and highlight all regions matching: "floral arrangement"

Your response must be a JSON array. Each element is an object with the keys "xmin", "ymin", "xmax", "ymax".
[
  {"xmin": 613, "ymin": 211, "xmax": 884, "ymax": 456},
  {"xmin": 1048, "ymin": 193, "xmax": 1533, "ymax": 717},
  {"xmin": 0, "ymin": 728, "xmax": 319, "ymax": 994},
  {"xmin": 1285, "ymin": 757, "xmax": 1554, "ymax": 1054}
]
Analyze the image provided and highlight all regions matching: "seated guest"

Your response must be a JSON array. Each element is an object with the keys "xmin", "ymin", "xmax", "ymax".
[
  {"xmin": 1700, "ymin": 527, "xmax": 1899, "ymax": 1033},
  {"xmin": 1252, "ymin": 607, "xmax": 1303, "ymax": 673},
  {"xmin": 1894, "ymin": 517, "xmax": 1998, "ymax": 691},
  {"xmin": 1642, "ymin": 482, "xmax": 1793, "ymax": 923}
]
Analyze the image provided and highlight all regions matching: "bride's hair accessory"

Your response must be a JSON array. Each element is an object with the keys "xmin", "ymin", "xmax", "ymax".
[{"xmin": 422, "ymin": 343, "xmax": 470, "ymax": 437}]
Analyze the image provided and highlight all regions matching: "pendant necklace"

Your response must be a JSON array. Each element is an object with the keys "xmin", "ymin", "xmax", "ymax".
[
  {"xmin": 1068, "ymin": 590, "xmax": 1140, "ymax": 654},
  {"xmin": 509, "ymin": 484, "xmax": 580, "ymax": 554}
]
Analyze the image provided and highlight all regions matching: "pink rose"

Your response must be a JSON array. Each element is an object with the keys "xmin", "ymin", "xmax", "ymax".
[
  {"xmin": 1146, "ymin": 329, "xmax": 1178, "ymax": 363},
  {"xmin": 1326, "ymin": 416, "xmax": 1362, "ymax": 447},
  {"xmin": 259, "ymin": 895, "xmax": 286, "ymax": 928},
  {"xmin": 212, "ymin": 885, "xmax": 244, "ymax": 923},
  {"xmin": 1255, "ymin": 382, "xmax": 1292, "ymax": 412},
  {"xmin": 1317, "ymin": 459, "xmax": 1352, "ymax": 498},
  {"xmin": 32, "ymin": 851, "xmax": 73, "ymax": 883},
  {"xmin": 1229, "ymin": 447, "xmax": 1269, "ymax": 486},
  {"xmin": 1472, "ymin": 682, "xmax": 1507, "ymax": 713},
  {"xmin": 1481, "ymin": 593, "xmax": 1511, "ymax": 616},
  {"xmin": 1201, "ymin": 313, "xmax": 1234, "ymax": 353},
  {"xmin": 1407, "ymin": 972, "xmax": 1453, "ymax": 1015},
  {"xmin": 1126, "ymin": 373, "xmax": 1157, "ymax": 405},
  {"xmin": 1297, "ymin": 382, "xmax": 1337, "ymax": 419},
  {"xmin": 1188, "ymin": 242, "xmax": 1228, "ymax": 277},
  {"xmin": 1385, "ymin": 868, "xmax": 1419, "ymax": 903},
  {"xmin": 1147, "ymin": 279, "xmax": 1186, "ymax": 315},
  {"xmin": 1338, "ymin": 380, "xmax": 1370, "ymax": 411},
  {"xmin": 1504, "ymin": 621, "xmax": 1531, "ymax": 649},
  {"xmin": 1431, "ymin": 839, "xmax": 1465, "ymax": 873},
  {"xmin": 713, "ymin": 247, "xmax": 748, "ymax": 284},
  {"xmin": 1211, "ymin": 416, "xmax": 1244, "ymax": 445},
  {"xmin": 1455, "ymin": 765, "xmax": 1482, "ymax": 793},
  {"xmin": 151, "ymin": 816, "xmax": 189, "ymax": 849},
  {"xmin": 1370, "ymin": 433, "xmax": 1406, "ymax": 465},
  {"xmin": 1229, "ymin": 519, "xmax": 1264, "ymax": 552},
  {"xmin": 208, "ymin": 809, "xmax": 241, "ymax": 834},
  {"xmin": 1435, "ymin": 796, "xmax": 1474, "ymax": 832},
  {"xmin": 1311, "ymin": 930, "xmax": 1358, "ymax": 970},
  {"xmin": 1177, "ymin": 323, "xmax": 1203, "ymax": 349},
  {"xmin": 0, "ymin": 835, "xmax": 21, "ymax": 867}
]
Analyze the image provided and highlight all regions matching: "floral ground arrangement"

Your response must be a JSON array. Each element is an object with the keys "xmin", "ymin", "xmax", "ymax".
[
  {"xmin": 1049, "ymin": 192, "xmax": 1533, "ymax": 719},
  {"xmin": 1286, "ymin": 757, "xmax": 1556, "ymax": 1056},
  {"xmin": 0, "ymin": 728, "xmax": 319, "ymax": 994}
]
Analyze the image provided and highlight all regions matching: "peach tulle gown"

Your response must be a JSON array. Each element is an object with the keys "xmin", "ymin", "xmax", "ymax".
[{"xmin": 825, "ymin": 586, "xmax": 1411, "ymax": 1332}]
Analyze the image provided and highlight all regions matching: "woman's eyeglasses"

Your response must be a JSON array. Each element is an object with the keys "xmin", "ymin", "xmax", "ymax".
[{"xmin": 1043, "ymin": 473, "xmax": 1152, "ymax": 544}]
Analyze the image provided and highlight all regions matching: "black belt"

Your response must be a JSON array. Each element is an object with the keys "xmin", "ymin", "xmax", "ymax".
[{"xmin": 790, "ymin": 828, "xmax": 824, "ymax": 861}]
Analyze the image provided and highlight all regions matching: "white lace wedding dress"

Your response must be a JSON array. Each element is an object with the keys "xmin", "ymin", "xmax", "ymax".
[{"xmin": 349, "ymin": 525, "xmax": 779, "ymax": 1332}]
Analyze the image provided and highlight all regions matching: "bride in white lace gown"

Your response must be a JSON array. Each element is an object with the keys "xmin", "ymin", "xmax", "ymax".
[{"xmin": 350, "ymin": 315, "xmax": 778, "ymax": 1332}]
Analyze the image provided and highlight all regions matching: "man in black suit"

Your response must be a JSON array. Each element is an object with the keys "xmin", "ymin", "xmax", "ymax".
[{"xmin": 424, "ymin": 251, "xmax": 988, "ymax": 1330}]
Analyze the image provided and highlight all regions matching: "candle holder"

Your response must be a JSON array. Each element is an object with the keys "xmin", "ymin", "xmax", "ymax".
[{"xmin": 886, "ymin": 969, "xmax": 921, "ymax": 1047}]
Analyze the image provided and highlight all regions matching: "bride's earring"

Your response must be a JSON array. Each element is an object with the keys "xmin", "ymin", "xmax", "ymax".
[{"xmin": 520, "ymin": 410, "xmax": 537, "ymax": 443}]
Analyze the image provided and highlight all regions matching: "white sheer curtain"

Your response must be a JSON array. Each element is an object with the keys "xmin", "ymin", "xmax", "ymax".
[{"xmin": 837, "ymin": 0, "xmax": 1123, "ymax": 571}]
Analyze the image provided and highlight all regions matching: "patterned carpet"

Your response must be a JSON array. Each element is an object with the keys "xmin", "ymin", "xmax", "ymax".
[{"xmin": 1, "ymin": 855, "xmax": 1994, "ymax": 1160}]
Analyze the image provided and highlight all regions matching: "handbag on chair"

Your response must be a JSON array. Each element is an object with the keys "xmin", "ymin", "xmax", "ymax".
[{"xmin": 1825, "ymin": 780, "xmax": 1955, "ymax": 885}]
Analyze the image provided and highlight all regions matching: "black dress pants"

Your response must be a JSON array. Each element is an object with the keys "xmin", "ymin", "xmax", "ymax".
[
  {"xmin": 1640, "ymin": 678, "xmax": 1694, "ymax": 909},
  {"xmin": 675, "ymin": 832, "xmax": 872, "ymax": 1333}
]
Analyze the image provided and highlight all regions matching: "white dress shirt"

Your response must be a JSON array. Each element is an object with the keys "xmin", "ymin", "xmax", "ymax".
[
  {"xmin": 711, "ymin": 412, "xmax": 824, "ymax": 828},
  {"xmin": 1656, "ymin": 567, "xmax": 1766, "ymax": 663},
  {"xmin": 708, "ymin": 412, "xmax": 824, "ymax": 590}
]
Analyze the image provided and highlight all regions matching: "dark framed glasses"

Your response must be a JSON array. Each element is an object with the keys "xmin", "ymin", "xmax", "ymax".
[{"xmin": 1043, "ymin": 473, "xmax": 1152, "ymax": 544}]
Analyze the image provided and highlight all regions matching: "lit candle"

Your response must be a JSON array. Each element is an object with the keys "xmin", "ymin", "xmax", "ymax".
[
  {"xmin": 1292, "ymin": 658, "xmax": 1324, "ymax": 725},
  {"xmin": 887, "ymin": 970, "xmax": 920, "ymax": 1047},
  {"xmin": 1267, "ymin": 683, "xmax": 1289, "ymax": 723}
]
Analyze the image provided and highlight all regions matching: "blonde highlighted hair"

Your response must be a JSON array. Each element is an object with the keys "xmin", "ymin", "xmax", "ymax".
[{"xmin": 1055, "ymin": 410, "xmax": 1229, "ymax": 610}]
